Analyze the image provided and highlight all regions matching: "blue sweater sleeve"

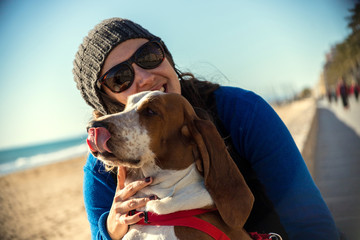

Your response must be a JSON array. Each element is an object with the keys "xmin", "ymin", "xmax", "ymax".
[
  {"xmin": 83, "ymin": 154, "xmax": 117, "ymax": 240},
  {"xmin": 214, "ymin": 86, "xmax": 339, "ymax": 239}
]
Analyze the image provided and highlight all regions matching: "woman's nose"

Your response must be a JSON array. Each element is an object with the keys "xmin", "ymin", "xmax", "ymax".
[{"xmin": 132, "ymin": 64, "xmax": 156, "ymax": 88}]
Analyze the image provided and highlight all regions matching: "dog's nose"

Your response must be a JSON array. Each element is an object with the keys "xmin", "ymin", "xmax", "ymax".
[
  {"xmin": 86, "ymin": 120, "xmax": 108, "ymax": 132},
  {"xmin": 86, "ymin": 121, "xmax": 112, "ymax": 154}
]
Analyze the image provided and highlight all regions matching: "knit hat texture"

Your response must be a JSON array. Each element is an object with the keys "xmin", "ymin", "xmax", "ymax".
[{"xmin": 73, "ymin": 18, "xmax": 161, "ymax": 114}]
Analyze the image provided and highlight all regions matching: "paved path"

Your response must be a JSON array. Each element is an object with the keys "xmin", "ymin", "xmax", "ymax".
[{"xmin": 314, "ymin": 97, "xmax": 360, "ymax": 240}]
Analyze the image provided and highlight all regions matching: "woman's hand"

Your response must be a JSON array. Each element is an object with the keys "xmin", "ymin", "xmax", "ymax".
[{"xmin": 106, "ymin": 167, "xmax": 155, "ymax": 239}]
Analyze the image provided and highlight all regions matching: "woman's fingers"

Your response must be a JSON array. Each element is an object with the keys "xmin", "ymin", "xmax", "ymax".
[
  {"xmin": 114, "ymin": 196, "xmax": 157, "ymax": 214},
  {"xmin": 107, "ymin": 169, "xmax": 155, "ymax": 239},
  {"xmin": 115, "ymin": 177, "xmax": 153, "ymax": 201},
  {"xmin": 117, "ymin": 166, "xmax": 127, "ymax": 190},
  {"xmin": 116, "ymin": 211, "xmax": 145, "ymax": 225}
]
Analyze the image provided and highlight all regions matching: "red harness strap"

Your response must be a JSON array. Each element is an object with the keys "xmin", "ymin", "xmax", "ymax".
[
  {"xmin": 129, "ymin": 209, "xmax": 277, "ymax": 240},
  {"xmin": 130, "ymin": 209, "xmax": 230, "ymax": 240}
]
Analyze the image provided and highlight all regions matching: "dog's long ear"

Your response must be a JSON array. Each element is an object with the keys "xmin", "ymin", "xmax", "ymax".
[{"xmin": 188, "ymin": 119, "xmax": 254, "ymax": 229}]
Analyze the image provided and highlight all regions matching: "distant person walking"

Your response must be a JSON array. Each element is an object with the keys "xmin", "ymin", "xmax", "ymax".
[
  {"xmin": 326, "ymin": 88, "xmax": 332, "ymax": 103},
  {"xmin": 350, "ymin": 80, "xmax": 359, "ymax": 101},
  {"xmin": 337, "ymin": 78, "xmax": 349, "ymax": 109},
  {"xmin": 326, "ymin": 87, "xmax": 337, "ymax": 104}
]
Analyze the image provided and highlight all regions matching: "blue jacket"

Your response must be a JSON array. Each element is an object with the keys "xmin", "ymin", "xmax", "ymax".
[{"xmin": 83, "ymin": 86, "xmax": 339, "ymax": 239}]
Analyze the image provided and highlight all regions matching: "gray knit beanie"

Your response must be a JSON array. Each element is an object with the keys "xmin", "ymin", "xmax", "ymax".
[{"xmin": 73, "ymin": 18, "xmax": 174, "ymax": 115}]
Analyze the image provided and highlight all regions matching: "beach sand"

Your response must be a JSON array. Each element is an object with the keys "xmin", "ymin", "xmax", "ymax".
[
  {"xmin": 273, "ymin": 97, "xmax": 317, "ymax": 175},
  {"xmin": 0, "ymin": 156, "xmax": 91, "ymax": 240},
  {"xmin": 0, "ymin": 98, "xmax": 316, "ymax": 240}
]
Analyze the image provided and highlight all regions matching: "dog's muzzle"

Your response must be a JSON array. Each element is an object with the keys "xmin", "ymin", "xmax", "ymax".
[{"xmin": 87, "ymin": 126, "xmax": 112, "ymax": 154}]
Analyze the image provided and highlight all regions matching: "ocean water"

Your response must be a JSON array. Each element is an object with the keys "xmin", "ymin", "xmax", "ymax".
[{"xmin": 0, "ymin": 135, "xmax": 89, "ymax": 176}]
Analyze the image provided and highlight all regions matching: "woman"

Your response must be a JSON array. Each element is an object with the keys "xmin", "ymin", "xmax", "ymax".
[{"xmin": 73, "ymin": 18, "xmax": 338, "ymax": 240}]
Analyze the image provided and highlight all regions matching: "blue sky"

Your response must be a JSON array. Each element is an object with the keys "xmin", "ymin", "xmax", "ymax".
[{"xmin": 0, "ymin": 0, "xmax": 355, "ymax": 149}]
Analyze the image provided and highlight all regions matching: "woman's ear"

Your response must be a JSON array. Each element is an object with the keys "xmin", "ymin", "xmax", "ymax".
[{"xmin": 188, "ymin": 119, "xmax": 254, "ymax": 229}]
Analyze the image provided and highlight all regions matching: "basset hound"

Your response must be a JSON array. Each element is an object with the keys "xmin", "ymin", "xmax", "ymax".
[{"xmin": 87, "ymin": 91, "xmax": 255, "ymax": 240}]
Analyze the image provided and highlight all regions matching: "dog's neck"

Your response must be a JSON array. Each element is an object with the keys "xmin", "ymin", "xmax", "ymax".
[{"xmin": 125, "ymin": 162, "xmax": 214, "ymax": 215}]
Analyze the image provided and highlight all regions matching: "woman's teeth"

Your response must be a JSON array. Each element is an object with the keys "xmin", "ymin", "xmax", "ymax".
[{"xmin": 159, "ymin": 86, "xmax": 165, "ymax": 92}]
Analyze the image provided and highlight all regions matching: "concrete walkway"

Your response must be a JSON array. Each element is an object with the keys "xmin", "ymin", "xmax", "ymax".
[{"xmin": 314, "ymin": 97, "xmax": 360, "ymax": 240}]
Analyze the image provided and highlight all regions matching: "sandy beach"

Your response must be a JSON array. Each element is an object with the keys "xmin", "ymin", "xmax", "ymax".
[
  {"xmin": 0, "ymin": 98, "xmax": 316, "ymax": 240},
  {"xmin": 273, "ymin": 97, "xmax": 317, "ymax": 175},
  {"xmin": 0, "ymin": 156, "xmax": 91, "ymax": 240}
]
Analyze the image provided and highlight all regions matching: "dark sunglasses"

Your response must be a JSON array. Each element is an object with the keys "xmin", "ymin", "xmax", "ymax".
[{"xmin": 97, "ymin": 38, "xmax": 165, "ymax": 93}]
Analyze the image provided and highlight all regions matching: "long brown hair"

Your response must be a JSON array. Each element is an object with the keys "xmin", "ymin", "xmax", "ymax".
[{"xmin": 177, "ymin": 70, "xmax": 220, "ymax": 121}]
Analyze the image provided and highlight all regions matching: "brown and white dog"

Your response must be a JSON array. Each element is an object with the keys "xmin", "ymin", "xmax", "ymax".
[{"xmin": 87, "ymin": 91, "xmax": 254, "ymax": 240}]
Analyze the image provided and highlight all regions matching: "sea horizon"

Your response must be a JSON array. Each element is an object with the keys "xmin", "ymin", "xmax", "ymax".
[{"xmin": 0, "ymin": 134, "xmax": 89, "ymax": 176}]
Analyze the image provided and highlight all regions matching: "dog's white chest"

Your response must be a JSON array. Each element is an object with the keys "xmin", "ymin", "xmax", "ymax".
[
  {"xmin": 124, "ymin": 225, "xmax": 177, "ymax": 240},
  {"xmin": 127, "ymin": 163, "xmax": 214, "ymax": 215},
  {"xmin": 122, "ymin": 164, "xmax": 214, "ymax": 239}
]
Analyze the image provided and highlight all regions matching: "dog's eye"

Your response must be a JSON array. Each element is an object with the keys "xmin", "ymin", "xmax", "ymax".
[{"xmin": 144, "ymin": 107, "xmax": 158, "ymax": 116}]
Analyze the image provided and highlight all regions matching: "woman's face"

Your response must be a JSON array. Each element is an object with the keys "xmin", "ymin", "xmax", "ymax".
[{"xmin": 99, "ymin": 38, "xmax": 181, "ymax": 105}]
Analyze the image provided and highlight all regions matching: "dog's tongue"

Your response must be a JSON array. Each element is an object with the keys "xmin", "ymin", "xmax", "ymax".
[{"xmin": 87, "ymin": 127, "xmax": 112, "ymax": 153}]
